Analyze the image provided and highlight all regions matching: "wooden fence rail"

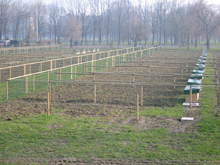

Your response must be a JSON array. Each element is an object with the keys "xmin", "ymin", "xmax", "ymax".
[
  {"xmin": 6, "ymin": 46, "xmax": 161, "ymax": 100},
  {"xmin": 0, "ymin": 45, "xmax": 60, "ymax": 56},
  {"xmin": 2, "ymin": 46, "xmax": 151, "ymax": 83}
]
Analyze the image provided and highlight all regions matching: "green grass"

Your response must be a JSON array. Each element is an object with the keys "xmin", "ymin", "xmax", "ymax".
[{"xmin": 138, "ymin": 104, "xmax": 184, "ymax": 118}]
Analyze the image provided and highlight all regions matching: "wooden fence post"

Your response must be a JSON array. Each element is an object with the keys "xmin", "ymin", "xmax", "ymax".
[
  {"xmin": 106, "ymin": 59, "xmax": 108, "ymax": 68},
  {"xmin": 141, "ymin": 85, "xmax": 143, "ymax": 107},
  {"xmin": 47, "ymin": 91, "xmax": 50, "ymax": 116},
  {"xmin": 33, "ymin": 74, "xmax": 35, "ymax": 91},
  {"xmin": 93, "ymin": 74, "xmax": 96, "ymax": 103},
  {"xmin": 40, "ymin": 62, "xmax": 42, "ymax": 72},
  {"xmin": 137, "ymin": 94, "xmax": 139, "ymax": 121},
  {"xmin": 23, "ymin": 65, "xmax": 26, "ymax": 75},
  {"xmin": 25, "ymin": 76, "xmax": 28, "ymax": 94},
  {"xmin": 70, "ymin": 66, "xmax": 73, "ymax": 79},
  {"xmin": 6, "ymin": 80, "xmax": 8, "ymax": 100},
  {"xmin": 74, "ymin": 65, "xmax": 77, "ymax": 78},
  {"xmin": 173, "ymin": 75, "xmax": 176, "ymax": 89},
  {"xmin": 50, "ymin": 60, "xmax": 53, "ymax": 71},
  {"xmin": 59, "ymin": 68, "xmax": 62, "ymax": 80},
  {"xmin": 47, "ymin": 71, "xmax": 50, "ymax": 85},
  {"xmin": 29, "ymin": 64, "xmax": 31, "ymax": 74},
  {"xmin": 0, "ymin": 70, "xmax": 1, "ymax": 83},
  {"xmin": 83, "ymin": 63, "xmax": 85, "ymax": 74},
  {"xmin": 132, "ymin": 74, "xmax": 135, "ymax": 86},
  {"xmin": 91, "ymin": 61, "xmax": 93, "ymax": 72}
]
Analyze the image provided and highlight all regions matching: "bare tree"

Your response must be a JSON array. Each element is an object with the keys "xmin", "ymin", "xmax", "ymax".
[
  {"xmin": 48, "ymin": 1, "xmax": 65, "ymax": 44},
  {"xmin": 0, "ymin": 0, "xmax": 13, "ymax": 39},
  {"xmin": 151, "ymin": 4, "xmax": 158, "ymax": 46},
  {"xmin": 137, "ymin": 0, "xmax": 150, "ymax": 46},
  {"xmin": 195, "ymin": 0, "xmax": 220, "ymax": 49},
  {"xmin": 129, "ymin": 10, "xmax": 144, "ymax": 47},
  {"xmin": 64, "ymin": 15, "xmax": 81, "ymax": 48},
  {"xmin": 35, "ymin": 0, "xmax": 47, "ymax": 41}
]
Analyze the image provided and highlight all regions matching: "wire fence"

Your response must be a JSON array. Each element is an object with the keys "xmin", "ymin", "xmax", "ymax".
[
  {"xmin": 0, "ymin": 46, "xmax": 144, "ymax": 83},
  {"xmin": 6, "ymin": 50, "xmax": 145, "ymax": 100}
]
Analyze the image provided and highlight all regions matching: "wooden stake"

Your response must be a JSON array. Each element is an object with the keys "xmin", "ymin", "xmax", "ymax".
[
  {"xmin": 40, "ymin": 62, "xmax": 42, "ymax": 72},
  {"xmin": 23, "ymin": 65, "xmax": 26, "ymax": 75},
  {"xmin": 91, "ymin": 61, "xmax": 93, "ymax": 72},
  {"xmin": 173, "ymin": 76, "xmax": 176, "ymax": 89},
  {"xmin": 59, "ymin": 68, "xmax": 61, "ymax": 80},
  {"xmin": 106, "ymin": 59, "xmax": 108, "ymax": 67},
  {"xmin": 47, "ymin": 91, "xmax": 50, "ymax": 116},
  {"xmin": 137, "ymin": 94, "xmax": 139, "ymax": 121},
  {"xmin": 94, "ymin": 84, "xmax": 96, "ymax": 103},
  {"xmin": 6, "ymin": 81, "xmax": 8, "ymax": 100},
  {"xmin": 29, "ymin": 64, "xmax": 31, "ymax": 74},
  {"xmin": 70, "ymin": 66, "xmax": 73, "ymax": 79},
  {"xmin": 132, "ymin": 74, "xmax": 135, "ymax": 86},
  {"xmin": 47, "ymin": 71, "xmax": 50, "ymax": 85},
  {"xmin": 141, "ymin": 85, "xmax": 143, "ymax": 107},
  {"xmin": 75, "ymin": 65, "xmax": 77, "ymax": 78},
  {"xmin": 50, "ymin": 60, "xmax": 53, "ymax": 71},
  {"xmin": 33, "ymin": 74, "xmax": 35, "ymax": 91},
  {"xmin": 25, "ymin": 76, "xmax": 28, "ymax": 94},
  {"xmin": 83, "ymin": 63, "xmax": 85, "ymax": 74},
  {"xmin": 93, "ymin": 74, "xmax": 96, "ymax": 103}
]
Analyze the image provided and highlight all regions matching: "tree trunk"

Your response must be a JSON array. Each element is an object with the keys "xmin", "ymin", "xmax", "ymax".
[
  {"xmin": 195, "ymin": 37, "xmax": 197, "ymax": 47},
  {"xmin": 70, "ymin": 38, "xmax": 72, "ymax": 48},
  {"xmin": 152, "ymin": 32, "xmax": 155, "ymax": 45},
  {"xmin": 206, "ymin": 36, "xmax": 210, "ymax": 50}
]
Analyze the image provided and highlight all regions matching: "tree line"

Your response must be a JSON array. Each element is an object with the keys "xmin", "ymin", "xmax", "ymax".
[{"xmin": 0, "ymin": 0, "xmax": 220, "ymax": 49}]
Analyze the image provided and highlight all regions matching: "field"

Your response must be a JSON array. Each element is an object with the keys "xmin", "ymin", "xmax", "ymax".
[{"xmin": 0, "ymin": 47, "xmax": 220, "ymax": 164}]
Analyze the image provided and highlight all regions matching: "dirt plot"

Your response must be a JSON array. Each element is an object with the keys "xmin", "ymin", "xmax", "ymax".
[{"xmin": 0, "ymin": 49, "xmax": 201, "ymax": 120}]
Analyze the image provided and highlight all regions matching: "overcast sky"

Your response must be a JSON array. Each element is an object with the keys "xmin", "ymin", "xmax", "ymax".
[{"xmin": 44, "ymin": 0, "xmax": 220, "ymax": 6}]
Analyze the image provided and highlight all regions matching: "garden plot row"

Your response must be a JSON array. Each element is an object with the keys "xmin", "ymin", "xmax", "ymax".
[
  {"xmin": 5, "ymin": 49, "xmax": 204, "ymax": 113},
  {"xmin": 0, "ymin": 50, "xmax": 74, "ymax": 67},
  {"xmin": 0, "ymin": 48, "xmax": 102, "ymax": 68},
  {"xmin": 1, "ymin": 46, "xmax": 143, "ymax": 83},
  {"xmin": 183, "ymin": 49, "xmax": 207, "ymax": 107},
  {"xmin": 0, "ymin": 45, "xmax": 60, "ymax": 57},
  {"xmin": 5, "ymin": 46, "xmax": 153, "ymax": 101}
]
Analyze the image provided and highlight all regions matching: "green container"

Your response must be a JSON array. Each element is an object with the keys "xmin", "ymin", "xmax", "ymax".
[
  {"xmin": 196, "ymin": 63, "xmax": 206, "ymax": 68},
  {"xmin": 190, "ymin": 73, "xmax": 203, "ymax": 80},
  {"xmin": 193, "ymin": 69, "xmax": 204, "ymax": 74},
  {"xmin": 198, "ymin": 59, "xmax": 206, "ymax": 63},
  {"xmin": 184, "ymin": 85, "xmax": 201, "ymax": 94},
  {"xmin": 200, "ymin": 56, "xmax": 207, "ymax": 59},
  {"xmin": 195, "ymin": 67, "xmax": 205, "ymax": 71},
  {"xmin": 197, "ymin": 62, "xmax": 206, "ymax": 65},
  {"xmin": 187, "ymin": 79, "xmax": 202, "ymax": 85}
]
